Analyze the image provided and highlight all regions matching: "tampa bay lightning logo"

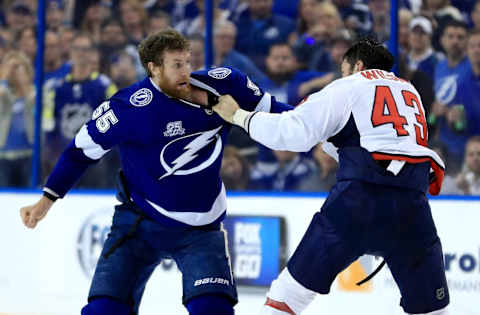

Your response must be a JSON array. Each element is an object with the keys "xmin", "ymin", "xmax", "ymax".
[
  {"xmin": 436, "ymin": 75, "xmax": 458, "ymax": 105},
  {"xmin": 208, "ymin": 68, "xmax": 232, "ymax": 79},
  {"xmin": 130, "ymin": 88, "xmax": 153, "ymax": 107},
  {"xmin": 159, "ymin": 126, "xmax": 223, "ymax": 180}
]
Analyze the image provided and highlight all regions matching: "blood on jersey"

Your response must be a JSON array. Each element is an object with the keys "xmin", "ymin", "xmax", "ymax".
[{"xmin": 360, "ymin": 70, "xmax": 408, "ymax": 83}]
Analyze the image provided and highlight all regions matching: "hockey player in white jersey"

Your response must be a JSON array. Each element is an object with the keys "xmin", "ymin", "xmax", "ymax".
[{"xmin": 213, "ymin": 38, "xmax": 450, "ymax": 315}]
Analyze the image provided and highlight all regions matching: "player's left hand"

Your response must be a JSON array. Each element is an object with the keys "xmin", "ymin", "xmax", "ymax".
[{"xmin": 212, "ymin": 95, "xmax": 240, "ymax": 124}]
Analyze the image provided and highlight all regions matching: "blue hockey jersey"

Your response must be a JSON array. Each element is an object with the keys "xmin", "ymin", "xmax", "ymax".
[{"xmin": 44, "ymin": 67, "xmax": 292, "ymax": 227}]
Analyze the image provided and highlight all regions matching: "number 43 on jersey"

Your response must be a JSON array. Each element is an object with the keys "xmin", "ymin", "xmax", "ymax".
[{"xmin": 371, "ymin": 86, "xmax": 428, "ymax": 146}]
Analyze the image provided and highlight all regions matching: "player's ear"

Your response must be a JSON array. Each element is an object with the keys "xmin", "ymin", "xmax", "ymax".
[
  {"xmin": 353, "ymin": 60, "xmax": 365, "ymax": 73},
  {"xmin": 148, "ymin": 61, "xmax": 160, "ymax": 77}
]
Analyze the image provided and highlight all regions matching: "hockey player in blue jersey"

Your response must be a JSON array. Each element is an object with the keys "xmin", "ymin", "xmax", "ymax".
[
  {"xmin": 19, "ymin": 29, "xmax": 291, "ymax": 315},
  {"xmin": 213, "ymin": 39, "xmax": 450, "ymax": 315}
]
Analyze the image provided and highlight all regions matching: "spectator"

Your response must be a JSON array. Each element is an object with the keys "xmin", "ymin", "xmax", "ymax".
[
  {"xmin": 43, "ymin": 34, "xmax": 118, "ymax": 188},
  {"xmin": 17, "ymin": 26, "xmax": 36, "ymax": 63},
  {"xmin": 332, "ymin": 0, "xmax": 371, "ymax": 35},
  {"xmin": 88, "ymin": 47, "xmax": 101, "ymax": 74},
  {"xmin": 188, "ymin": 35, "xmax": 205, "ymax": 71},
  {"xmin": 421, "ymin": 0, "xmax": 464, "ymax": 51},
  {"xmin": 148, "ymin": 10, "xmax": 171, "ymax": 35},
  {"xmin": 108, "ymin": 51, "xmax": 137, "ymax": 89},
  {"xmin": 450, "ymin": 29, "xmax": 480, "ymax": 141},
  {"xmin": 430, "ymin": 20, "xmax": 470, "ymax": 169},
  {"xmin": 220, "ymin": 145, "xmax": 251, "ymax": 190},
  {"xmin": 407, "ymin": 15, "xmax": 440, "ymax": 78},
  {"xmin": 399, "ymin": 8, "xmax": 413, "ymax": 53},
  {"xmin": 472, "ymin": 0, "xmax": 480, "ymax": 30},
  {"xmin": 451, "ymin": 0, "xmax": 477, "ymax": 19},
  {"xmin": 309, "ymin": 1, "xmax": 343, "ymax": 48},
  {"xmin": 0, "ymin": 51, "xmax": 35, "ymax": 187},
  {"xmin": 58, "ymin": 26, "xmax": 75, "ymax": 63},
  {"xmin": 291, "ymin": 0, "xmax": 321, "ymax": 42},
  {"xmin": 119, "ymin": 0, "xmax": 148, "ymax": 45},
  {"xmin": 44, "ymin": 30, "xmax": 71, "ymax": 82},
  {"xmin": 178, "ymin": 0, "xmax": 230, "ymax": 37},
  {"xmin": 297, "ymin": 29, "xmax": 354, "ymax": 97},
  {"xmin": 367, "ymin": 0, "xmax": 391, "ymax": 43},
  {"xmin": 143, "ymin": 0, "xmax": 176, "ymax": 15},
  {"xmin": 272, "ymin": 0, "xmax": 299, "ymax": 19},
  {"xmin": 0, "ymin": 36, "xmax": 9, "ymax": 62},
  {"xmin": 81, "ymin": 2, "xmax": 111, "ymax": 44},
  {"xmin": 4, "ymin": 1, "xmax": 34, "ymax": 37},
  {"xmin": 298, "ymin": 144, "xmax": 338, "ymax": 192},
  {"xmin": 429, "ymin": 140, "xmax": 461, "ymax": 194},
  {"xmin": 98, "ymin": 19, "xmax": 127, "ymax": 71},
  {"xmin": 292, "ymin": 1, "xmax": 343, "ymax": 73},
  {"xmin": 213, "ymin": 20, "xmax": 268, "ymax": 85},
  {"xmin": 46, "ymin": 0, "xmax": 64, "ymax": 32},
  {"xmin": 234, "ymin": 0, "xmax": 295, "ymax": 70},
  {"xmin": 250, "ymin": 149, "xmax": 315, "ymax": 191},
  {"xmin": 456, "ymin": 136, "xmax": 480, "ymax": 195},
  {"xmin": 98, "ymin": 19, "xmax": 144, "ymax": 80},
  {"xmin": 263, "ymin": 43, "xmax": 324, "ymax": 105},
  {"xmin": 143, "ymin": 0, "xmax": 184, "ymax": 26}
]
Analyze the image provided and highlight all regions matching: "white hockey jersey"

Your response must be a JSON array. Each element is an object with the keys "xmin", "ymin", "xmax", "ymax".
[{"xmin": 247, "ymin": 69, "xmax": 445, "ymax": 195}]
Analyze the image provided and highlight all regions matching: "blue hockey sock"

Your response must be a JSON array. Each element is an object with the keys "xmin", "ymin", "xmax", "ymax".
[
  {"xmin": 81, "ymin": 296, "xmax": 131, "ymax": 315},
  {"xmin": 186, "ymin": 294, "xmax": 234, "ymax": 315}
]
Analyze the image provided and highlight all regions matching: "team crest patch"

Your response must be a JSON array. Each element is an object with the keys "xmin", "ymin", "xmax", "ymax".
[
  {"xmin": 208, "ymin": 68, "xmax": 232, "ymax": 79},
  {"xmin": 130, "ymin": 88, "xmax": 153, "ymax": 107}
]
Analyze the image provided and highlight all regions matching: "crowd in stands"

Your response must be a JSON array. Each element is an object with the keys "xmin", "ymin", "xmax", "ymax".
[{"xmin": 0, "ymin": 0, "xmax": 479, "ymax": 195}]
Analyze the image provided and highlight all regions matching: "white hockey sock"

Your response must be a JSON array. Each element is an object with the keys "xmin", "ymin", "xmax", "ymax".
[
  {"xmin": 265, "ymin": 268, "xmax": 317, "ymax": 314},
  {"xmin": 259, "ymin": 305, "xmax": 293, "ymax": 315},
  {"xmin": 407, "ymin": 306, "xmax": 449, "ymax": 315}
]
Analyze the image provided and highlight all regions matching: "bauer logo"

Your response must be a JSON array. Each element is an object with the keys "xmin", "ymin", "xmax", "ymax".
[
  {"xmin": 194, "ymin": 277, "xmax": 230, "ymax": 287},
  {"xmin": 76, "ymin": 208, "xmax": 114, "ymax": 278}
]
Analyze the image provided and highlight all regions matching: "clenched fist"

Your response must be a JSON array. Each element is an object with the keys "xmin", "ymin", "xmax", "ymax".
[
  {"xmin": 212, "ymin": 95, "xmax": 241, "ymax": 124},
  {"xmin": 20, "ymin": 196, "xmax": 54, "ymax": 229}
]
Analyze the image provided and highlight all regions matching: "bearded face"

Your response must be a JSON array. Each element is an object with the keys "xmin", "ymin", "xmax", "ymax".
[{"xmin": 150, "ymin": 49, "xmax": 192, "ymax": 100}]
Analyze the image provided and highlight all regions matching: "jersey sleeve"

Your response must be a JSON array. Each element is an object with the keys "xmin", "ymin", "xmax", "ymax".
[
  {"xmin": 190, "ymin": 67, "xmax": 294, "ymax": 114},
  {"xmin": 43, "ymin": 96, "xmax": 132, "ymax": 198},
  {"xmin": 247, "ymin": 80, "xmax": 352, "ymax": 152}
]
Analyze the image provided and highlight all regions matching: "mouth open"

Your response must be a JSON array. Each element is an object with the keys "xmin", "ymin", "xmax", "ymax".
[{"xmin": 178, "ymin": 82, "xmax": 188, "ymax": 87}]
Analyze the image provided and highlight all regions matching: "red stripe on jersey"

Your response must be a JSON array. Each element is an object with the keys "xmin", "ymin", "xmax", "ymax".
[
  {"xmin": 265, "ymin": 298, "xmax": 296, "ymax": 314},
  {"xmin": 371, "ymin": 152, "xmax": 445, "ymax": 196}
]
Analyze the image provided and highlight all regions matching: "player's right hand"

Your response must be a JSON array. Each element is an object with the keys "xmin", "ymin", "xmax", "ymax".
[
  {"xmin": 213, "ymin": 94, "xmax": 240, "ymax": 124},
  {"xmin": 20, "ymin": 196, "xmax": 54, "ymax": 229}
]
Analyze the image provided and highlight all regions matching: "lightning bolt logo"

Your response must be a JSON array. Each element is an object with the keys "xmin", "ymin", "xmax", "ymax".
[{"xmin": 159, "ymin": 126, "xmax": 223, "ymax": 180}]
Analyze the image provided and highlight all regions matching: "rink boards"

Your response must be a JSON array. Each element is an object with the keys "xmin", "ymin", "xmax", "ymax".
[{"xmin": 0, "ymin": 191, "xmax": 478, "ymax": 315}]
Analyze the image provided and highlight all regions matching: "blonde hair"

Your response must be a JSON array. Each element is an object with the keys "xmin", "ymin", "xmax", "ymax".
[
  {"xmin": 399, "ymin": 8, "xmax": 413, "ymax": 24},
  {"xmin": 315, "ymin": 1, "xmax": 342, "ymax": 26},
  {"xmin": 2, "ymin": 50, "xmax": 33, "ymax": 81}
]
